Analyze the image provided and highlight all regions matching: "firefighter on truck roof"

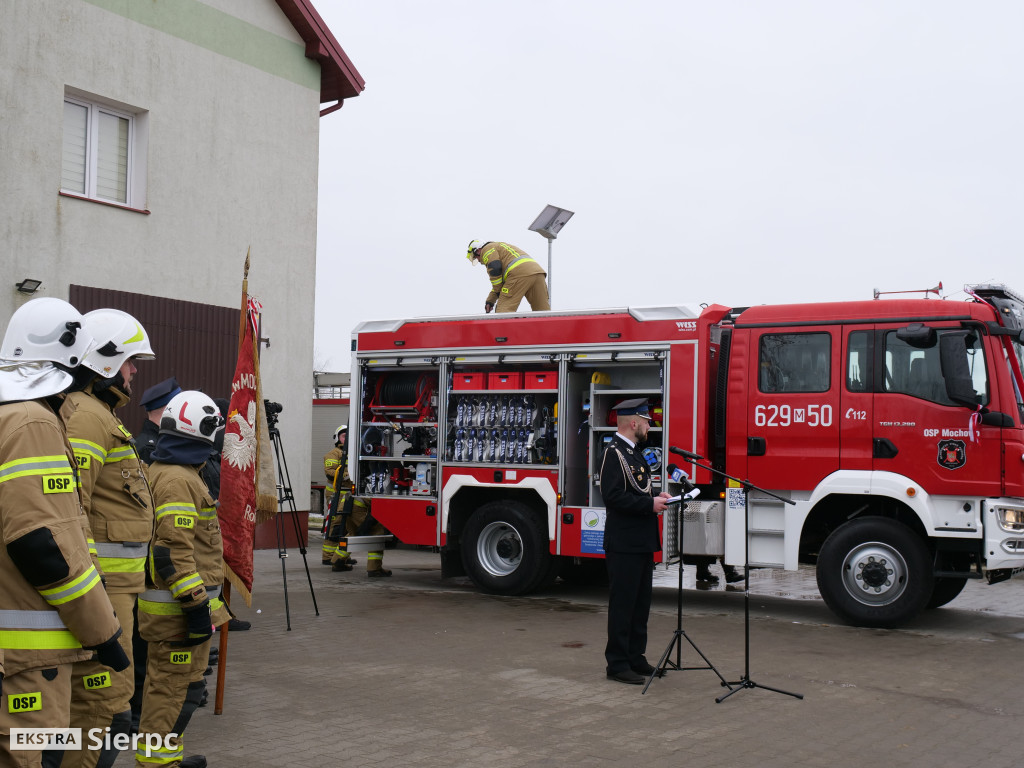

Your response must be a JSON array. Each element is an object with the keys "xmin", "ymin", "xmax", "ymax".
[
  {"xmin": 0, "ymin": 298, "xmax": 130, "ymax": 767},
  {"xmin": 135, "ymin": 390, "xmax": 228, "ymax": 768},
  {"xmin": 467, "ymin": 240, "xmax": 551, "ymax": 313},
  {"xmin": 52, "ymin": 309, "xmax": 157, "ymax": 768}
]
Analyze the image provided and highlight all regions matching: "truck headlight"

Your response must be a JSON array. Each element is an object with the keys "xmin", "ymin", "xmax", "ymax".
[{"xmin": 994, "ymin": 506, "xmax": 1024, "ymax": 532}]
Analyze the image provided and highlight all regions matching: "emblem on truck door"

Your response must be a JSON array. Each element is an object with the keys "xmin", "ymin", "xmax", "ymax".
[{"xmin": 937, "ymin": 439, "xmax": 966, "ymax": 470}]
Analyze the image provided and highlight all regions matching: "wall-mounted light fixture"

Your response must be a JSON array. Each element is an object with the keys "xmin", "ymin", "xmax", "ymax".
[{"xmin": 15, "ymin": 279, "xmax": 42, "ymax": 294}]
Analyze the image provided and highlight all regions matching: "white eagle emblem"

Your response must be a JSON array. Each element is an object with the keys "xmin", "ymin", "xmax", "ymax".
[{"xmin": 222, "ymin": 401, "xmax": 257, "ymax": 471}]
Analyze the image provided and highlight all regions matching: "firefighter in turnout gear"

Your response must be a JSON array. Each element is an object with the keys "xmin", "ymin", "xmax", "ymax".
[
  {"xmin": 327, "ymin": 426, "xmax": 390, "ymax": 576},
  {"xmin": 332, "ymin": 492, "xmax": 389, "ymax": 576},
  {"xmin": 135, "ymin": 391, "xmax": 228, "ymax": 768},
  {"xmin": 0, "ymin": 298, "xmax": 129, "ymax": 766},
  {"xmin": 467, "ymin": 241, "xmax": 550, "ymax": 313},
  {"xmin": 322, "ymin": 425, "xmax": 355, "ymax": 568},
  {"xmin": 52, "ymin": 309, "xmax": 155, "ymax": 768}
]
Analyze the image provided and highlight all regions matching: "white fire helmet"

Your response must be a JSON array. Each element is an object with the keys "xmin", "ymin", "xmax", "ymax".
[
  {"xmin": 333, "ymin": 425, "xmax": 348, "ymax": 443},
  {"xmin": 81, "ymin": 308, "xmax": 155, "ymax": 378},
  {"xmin": 159, "ymin": 391, "xmax": 225, "ymax": 444},
  {"xmin": 1, "ymin": 297, "xmax": 93, "ymax": 369}
]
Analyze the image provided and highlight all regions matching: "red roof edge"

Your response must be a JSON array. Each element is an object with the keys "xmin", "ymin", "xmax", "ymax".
[{"xmin": 275, "ymin": 0, "xmax": 366, "ymax": 106}]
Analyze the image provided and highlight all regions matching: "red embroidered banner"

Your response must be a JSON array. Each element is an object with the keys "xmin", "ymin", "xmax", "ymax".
[{"xmin": 218, "ymin": 297, "xmax": 263, "ymax": 604}]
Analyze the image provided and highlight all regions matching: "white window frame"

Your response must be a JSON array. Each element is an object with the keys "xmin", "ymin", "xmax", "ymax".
[{"xmin": 61, "ymin": 89, "xmax": 148, "ymax": 211}]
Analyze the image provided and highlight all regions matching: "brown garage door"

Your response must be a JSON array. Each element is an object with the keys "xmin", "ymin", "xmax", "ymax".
[{"xmin": 70, "ymin": 285, "xmax": 239, "ymax": 437}]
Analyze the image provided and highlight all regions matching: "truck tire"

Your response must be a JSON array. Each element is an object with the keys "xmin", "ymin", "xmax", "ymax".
[
  {"xmin": 461, "ymin": 500, "xmax": 552, "ymax": 595},
  {"xmin": 925, "ymin": 577, "xmax": 968, "ymax": 609},
  {"xmin": 925, "ymin": 551, "xmax": 970, "ymax": 609},
  {"xmin": 559, "ymin": 557, "xmax": 609, "ymax": 587},
  {"xmin": 816, "ymin": 517, "xmax": 932, "ymax": 628}
]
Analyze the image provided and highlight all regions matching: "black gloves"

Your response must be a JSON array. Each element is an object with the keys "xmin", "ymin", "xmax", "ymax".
[
  {"xmin": 86, "ymin": 632, "xmax": 130, "ymax": 671},
  {"xmin": 484, "ymin": 302, "xmax": 494, "ymax": 313},
  {"xmin": 172, "ymin": 601, "xmax": 213, "ymax": 647}
]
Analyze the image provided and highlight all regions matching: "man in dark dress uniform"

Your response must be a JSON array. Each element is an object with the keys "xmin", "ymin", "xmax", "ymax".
[
  {"xmin": 136, "ymin": 377, "xmax": 181, "ymax": 464},
  {"xmin": 599, "ymin": 398, "xmax": 672, "ymax": 684}
]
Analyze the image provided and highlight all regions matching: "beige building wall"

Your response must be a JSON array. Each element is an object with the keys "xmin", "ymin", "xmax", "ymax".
[{"xmin": 0, "ymin": 0, "xmax": 327, "ymax": 502}]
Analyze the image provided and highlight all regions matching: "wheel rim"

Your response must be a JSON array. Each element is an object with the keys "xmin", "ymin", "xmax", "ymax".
[
  {"xmin": 840, "ymin": 540, "xmax": 909, "ymax": 606},
  {"xmin": 476, "ymin": 521, "xmax": 524, "ymax": 577}
]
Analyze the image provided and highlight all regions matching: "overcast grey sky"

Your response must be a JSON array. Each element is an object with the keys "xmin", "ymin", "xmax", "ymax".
[{"xmin": 311, "ymin": 1, "xmax": 1024, "ymax": 372}]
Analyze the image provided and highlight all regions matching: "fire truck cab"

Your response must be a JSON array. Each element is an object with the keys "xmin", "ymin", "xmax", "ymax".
[{"xmin": 349, "ymin": 285, "xmax": 1024, "ymax": 627}]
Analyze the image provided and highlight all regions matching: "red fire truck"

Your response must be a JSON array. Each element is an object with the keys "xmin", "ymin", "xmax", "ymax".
[{"xmin": 348, "ymin": 284, "xmax": 1024, "ymax": 627}]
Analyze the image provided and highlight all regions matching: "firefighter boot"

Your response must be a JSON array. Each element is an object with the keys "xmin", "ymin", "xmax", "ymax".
[
  {"xmin": 366, "ymin": 550, "xmax": 391, "ymax": 577},
  {"xmin": 695, "ymin": 563, "xmax": 719, "ymax": 585},
  {"xmin": 322, "ymin": 536, "xmax": 337, "ymax": 565},
  {"xmin": 330, "ymin": 537, "xmax": 357, "ymax": 569}
]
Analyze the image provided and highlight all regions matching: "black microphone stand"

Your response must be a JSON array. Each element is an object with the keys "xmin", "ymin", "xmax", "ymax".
[
  {"xmin": 642, "ymin": 486, "xmax": 732, "ymax": 695},
  {"xmin": 669, "ymin": 447, "xmax": 803, "ymax": 703}
]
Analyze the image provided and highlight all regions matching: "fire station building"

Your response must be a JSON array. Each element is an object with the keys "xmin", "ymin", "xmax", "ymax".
[{"xmin": 0, "ymin": 0, "xmax": 364, "ymax": 498}]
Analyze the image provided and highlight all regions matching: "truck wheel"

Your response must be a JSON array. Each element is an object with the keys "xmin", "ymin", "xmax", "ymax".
[
  {"xmin": 926, "ymin": 577, "xmax": 968, "ymax": 609},
  {"xmin": 559, "ymin": 557, "xmax": 609, "ymax": 586},
  {"xmin": 925, "ymin": 551, "xmax": 970, "ymax": 609},
  {"xmin": 461, "ymin": 501, "xmax": 551, "ymax": 595},
  {"xmin": 816, "ymin": 517, "xmax": 932, "ymax": 628}
]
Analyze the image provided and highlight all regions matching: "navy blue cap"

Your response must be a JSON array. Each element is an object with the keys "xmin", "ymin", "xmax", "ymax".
[
  {"xmin": 612, "ymin": 398, "xmax": 651, "ymax": 418},
  {"xmin": 141, "ymin": 377, "xmax": 181, "ymax": 411}
]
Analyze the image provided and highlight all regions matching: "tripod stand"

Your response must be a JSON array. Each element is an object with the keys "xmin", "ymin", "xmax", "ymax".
[
  {"xmin": 642, "ymin": 490, "xmax": 732, "ymax": 695},
  {"xmin": 668, "ymin": 447, "xmax": 803, "ymax": 703},
  {"xmin": 266, "ymin": 402, "xmax": 319, "ymax": 630}
]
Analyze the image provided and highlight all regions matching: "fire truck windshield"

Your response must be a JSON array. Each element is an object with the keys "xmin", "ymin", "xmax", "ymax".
[{"xmin": 1006, "ymin": 337, "xmax": 1024, "ymax": 421}]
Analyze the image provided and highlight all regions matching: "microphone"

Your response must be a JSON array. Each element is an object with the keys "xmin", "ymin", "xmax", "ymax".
[
  {"xmin": 666, "ymin": 463, "xmax": 697, "ymax": 493},
  {"xmin": 669, "ymin": 446, "xmax": 705, "ymax": 462}
]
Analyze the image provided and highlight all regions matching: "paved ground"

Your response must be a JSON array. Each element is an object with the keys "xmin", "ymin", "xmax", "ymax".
[{"xmin": 117, "ymin": 535, "xmax": 1024, "ymax": 767}]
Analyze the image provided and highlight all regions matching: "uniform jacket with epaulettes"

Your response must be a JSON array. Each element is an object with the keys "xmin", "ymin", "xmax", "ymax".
[
  {"xmin": 61, "ymin": 387, "xmax": 154, "ymax": 594},
  {"xmin": 598, "ymin": 434, "xmax": 662, "ymax": 554},
  {"xmin": 0, "ymin": 400, "xmax": 123, "ymax": 675},
  {"xmin": 138, "ymin": 461, "xmax": 230, "ymax": 642}
]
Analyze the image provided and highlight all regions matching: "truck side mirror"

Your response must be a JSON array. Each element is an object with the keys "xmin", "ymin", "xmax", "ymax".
[
  {"xmin": 896, "ymin": 323, "xmax": 937, "ymax": 349},
  {"xmin": 939, "ymin": 333, "xmax": 980, "ymax": 407}
]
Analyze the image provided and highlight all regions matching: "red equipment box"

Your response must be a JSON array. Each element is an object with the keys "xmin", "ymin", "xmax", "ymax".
[
  {"xmin": 453, "ymin": 372, "xmax": 486, "ymax": 390},
  {"xmin": 487, "ymin": 371, "xmax": 523, "ymax": 390},
  {"xmin": 525, "ymin": 371, "xmax": 558, "ymax": 390}
]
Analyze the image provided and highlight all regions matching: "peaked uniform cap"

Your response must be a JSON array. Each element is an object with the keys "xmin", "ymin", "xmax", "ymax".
[
  {"xmin": 141, "ymin": 377, "xmax": 181, "ymax": 411},
  {"xmin": 612, "ymin": 398, "xmax": 651, "ymax": 418}
]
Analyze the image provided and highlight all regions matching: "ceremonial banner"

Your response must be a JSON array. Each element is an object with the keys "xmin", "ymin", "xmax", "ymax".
[{"xmin": 218, "ymin": 296, "xmax": 277, "ymax": 605}]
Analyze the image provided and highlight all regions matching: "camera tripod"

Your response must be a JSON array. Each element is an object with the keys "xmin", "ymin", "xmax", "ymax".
[
  {"xmin": 668, "ymin": 447, "xmax": 802, "ymax": 703},
  {"xmin": 642, "ymin": 490, "xmax": 732, "ymax": 695},
  {"xmin": 266, "ymin": 401, "xmax": 319, "ymax": 629}
]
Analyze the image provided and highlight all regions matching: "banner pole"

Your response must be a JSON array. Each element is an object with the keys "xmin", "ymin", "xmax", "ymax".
[{"xmin": 215, "ymin": 247, "xmax": 250, "ymax": 716}]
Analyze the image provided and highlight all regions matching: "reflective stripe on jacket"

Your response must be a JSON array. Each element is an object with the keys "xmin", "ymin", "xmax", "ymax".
[
  {"xmin": 62, "ymin": 389, "xmax": 154, "ymax": 594},
  {"xmin": 0, "ymin": 400, "xmax": 122, "ymax": 675},
  {"xmin": 478, "ymin": 242, "xmax": 545, "ymax": 306},
  {"xmin": 140, "ymin": 462, "xmax": 230, "ymax": 641}
]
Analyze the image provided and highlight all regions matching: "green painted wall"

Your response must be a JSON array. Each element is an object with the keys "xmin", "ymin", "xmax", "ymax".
[{"xmin": 82, "ymin": 0, "xmax": 321, "ymax": 91}]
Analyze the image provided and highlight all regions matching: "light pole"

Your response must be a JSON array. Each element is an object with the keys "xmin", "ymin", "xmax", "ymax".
[{"xmin": 528, "ymin": 205, "xmax": 574, "ymax": 308}]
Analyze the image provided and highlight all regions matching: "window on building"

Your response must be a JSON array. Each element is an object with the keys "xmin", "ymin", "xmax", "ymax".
[
  {"xmin": 61, "ymin": 91, "xmax": 147, "ymax": 209},
  {"xmin": 759, "ymin": 332, "xmax": 831, "ymax": 393}
]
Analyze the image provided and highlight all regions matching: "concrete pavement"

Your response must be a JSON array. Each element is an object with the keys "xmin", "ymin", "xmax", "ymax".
[{"xmin": 117, "ymin": 537, "xmax": 1024, "ymax": 767}]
